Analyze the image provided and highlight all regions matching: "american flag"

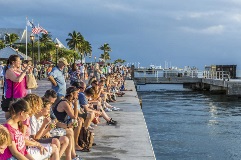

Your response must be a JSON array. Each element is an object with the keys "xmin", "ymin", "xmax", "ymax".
[
  {"xmin": 32, "ymin": 27, "xmax": 41, "ymax": 34},
  {"xmin": 26, "ymin": 19, "xmax": 48, "ymax": 35},
  {"xmin": 27, "ymin": 20, "xmax": 33, "ymax": 28},
  {"xmin": 39, "ymin": 26, "xmax": 48, "ymax": 34}
]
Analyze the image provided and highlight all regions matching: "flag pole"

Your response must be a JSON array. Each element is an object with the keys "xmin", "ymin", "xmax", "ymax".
[
  {"xmin": 38, "ymin": 23, "xmax": 40, "ymax": 63},
  {"xmin": 25, "ymin": 17, "xmax": 28, "ymax": 60}
]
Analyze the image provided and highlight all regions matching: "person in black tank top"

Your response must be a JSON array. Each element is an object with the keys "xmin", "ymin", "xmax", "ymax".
[
  {"xmin": 53, "ymin": 99, "xmax": 68, "ymax": 123},
  {"xmin": 54, "ymin": 87, "xmax": 87, "ymax": 151}
]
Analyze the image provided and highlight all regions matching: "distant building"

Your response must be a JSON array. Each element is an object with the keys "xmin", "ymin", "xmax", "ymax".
[
  {"xmin": 0, "ymin": 28, "xmax": 66, "ymax": 48},
  {"xmin": 205, "ymin": 65, "xmax": 237, "ymax": 79},
  {"xmin": 53, "ymin": 38, "xmax": 66, "ymax": 48},
  {"xmin": 0, "ymin": 28, "xmax": 32, "ymax": 44}
]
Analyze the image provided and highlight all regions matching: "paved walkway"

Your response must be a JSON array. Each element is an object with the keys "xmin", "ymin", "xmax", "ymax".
[{"xmin": 0, "ymin": 79, "xmax": 156, "ymax": 160}]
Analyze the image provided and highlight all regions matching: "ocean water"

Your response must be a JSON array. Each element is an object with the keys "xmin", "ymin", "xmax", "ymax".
[{"xmin": 137, "ymin": 84, "xmax": 241, "ymax": 160}]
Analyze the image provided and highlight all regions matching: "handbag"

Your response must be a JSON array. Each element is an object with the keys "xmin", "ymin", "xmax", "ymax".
[
  {"xmin": 1, "ymin": 81, "xmax": 14, "ymax": 112},
  {"xmin": 26, "ymin": 74, "xmax": 38, "ymax": 89}
]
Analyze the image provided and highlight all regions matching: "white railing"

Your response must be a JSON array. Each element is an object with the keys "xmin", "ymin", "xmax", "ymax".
[
  {"xmin": 203, "ymin": 71, "xmax": 230, "ymax": 80},
  {"xmin": 134, "ymin": 69, "xmax": 231, "ymax": 80},
  {"xmin": 134, "ymin": 69, "xmax": 203, "ymax": 78}
]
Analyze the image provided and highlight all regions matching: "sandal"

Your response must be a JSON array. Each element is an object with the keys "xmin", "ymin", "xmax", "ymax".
[{"xmin": 76, "ymin": 147, "xmax": 90, "ymax": 152}]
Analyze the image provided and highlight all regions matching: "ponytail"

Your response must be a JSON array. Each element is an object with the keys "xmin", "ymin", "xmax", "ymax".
[
  {"xmin": 5, "ymin": 54, "xmax": 20, "ymax": 73},
  {"xmin": 9, "ymin": 99, "xmax": 30, "ymax": 133}
]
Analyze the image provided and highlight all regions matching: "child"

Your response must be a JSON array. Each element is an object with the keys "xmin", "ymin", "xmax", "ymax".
[
  {"xmin": 30, "ymin": 97, "xmax": 79, "ymax": 159},
  {"xmin": 0, "ymin": 125, "xmax": 11, "ymax": 154},
  {"xmin": 0, "ymin": 99, "xmax": 54, "ymax": 160},
  {"xmin": 23, "ymin": 94, "xmax": 60, "ymax": 160}
]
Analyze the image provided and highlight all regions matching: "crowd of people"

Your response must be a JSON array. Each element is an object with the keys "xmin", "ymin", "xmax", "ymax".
[{"xmin": 0, "ymin": 55, "xmax": 132, "ymax": 160}]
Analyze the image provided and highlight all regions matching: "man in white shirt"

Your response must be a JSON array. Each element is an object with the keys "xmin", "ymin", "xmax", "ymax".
[{"xmin": 79, "ymin": 64, "xmax": 85, "ymax": 80}]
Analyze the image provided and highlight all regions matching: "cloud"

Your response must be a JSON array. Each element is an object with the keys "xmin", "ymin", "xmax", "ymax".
[
  {"xmin": 174, "ymin": 11, "xmax": 223, "ymax": 20},
  {"xmin": 230, "ymin": 14, "xmax": 241, "ymax": 22},
  {"xmin": 180, "ymin": 25, "xmax": 225, "ymax": 34}
]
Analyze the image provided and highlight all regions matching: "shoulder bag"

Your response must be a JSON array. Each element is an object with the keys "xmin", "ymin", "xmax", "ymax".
[{"xmin": 26, "ymin": 74, "xmax": 38, "ymax": 89}]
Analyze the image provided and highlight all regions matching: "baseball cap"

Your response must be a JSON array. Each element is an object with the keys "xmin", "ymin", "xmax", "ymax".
[{"xmin": 58, "ymin": 57, "xmax": 69, "ymax": 65}]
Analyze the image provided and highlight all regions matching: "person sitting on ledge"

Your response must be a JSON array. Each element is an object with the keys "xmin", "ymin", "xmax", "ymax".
[{"xmin": 78, "ymin": 81, "xmax": 117, "ymax": 125}]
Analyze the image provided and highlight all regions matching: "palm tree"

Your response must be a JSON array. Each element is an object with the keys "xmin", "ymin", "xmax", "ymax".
[
  {"xmin": 99, "ymin": 43, "xmax": 112, "ymax": 64},
  {"xmin": 39, "ymin": 33, "xmax": 52, "ymax": 44},
  {"xmin": 66, "ymin": 31, "xmax": 84, "ymax": 63},
  {"xmin": 100, "ymin": 52, "xmax": 111, "ymax": 62},
  {"xmin": 39, "ymin": 33, "xmax": 53, "ymax": 61},
  {"xmin": 0, "ymin": 40, "xmax": 5, "ymax": 49},
  {"xmin": 83, "ymin": 40, "xmax": 92, "ymax": 57},
  {"xmin": 5, "ymin": 33, "xmax": 19, "ymax": 47},
  {"xmin": 114, "ymin": 59, "xmax": 126, "ymax": 64},
  {"xmin": 77, "ymin": 40, "xmax": 92, "ymax": 63}
]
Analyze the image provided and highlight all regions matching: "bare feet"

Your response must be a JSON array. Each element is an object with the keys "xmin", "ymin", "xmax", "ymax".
[{"xmin": 75, "ymin": 144, "xmax": 83, "ymax": 151}]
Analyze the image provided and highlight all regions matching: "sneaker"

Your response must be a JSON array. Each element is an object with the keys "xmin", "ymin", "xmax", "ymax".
[
  {"xmin": 107, "ymin": 119, "xmax": 117, "ymax": 125},
  {"xmin": 72, "ymin": 155, "xmax": 83, "ymax": 160},
  {"xmin": 112, "ymin": 107, "xmax": 120, "ymax": 111},
  {"xmin": 90, "ymin": 122, "xmax": 97, "ymax": 127},
  {"xmin": 105, "ymin": 108, "xmax": 112, "ymax": 112},
  {"xmin": 88, "ymin": 126, "xmax": 94, "ymax": 130}
]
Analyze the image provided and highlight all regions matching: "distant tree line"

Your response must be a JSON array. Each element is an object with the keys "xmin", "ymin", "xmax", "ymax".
[{"xmin": 0, "ymin": 31, "xmax": 126, "ymax": 65}]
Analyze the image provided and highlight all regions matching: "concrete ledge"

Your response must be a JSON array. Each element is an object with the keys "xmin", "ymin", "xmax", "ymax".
[
  {"xmin": 79, "ymin": 80, "xmax": 156, "ymax": 160},
  {"xmin": 0, "ymin": 79, "xmax": 156, "ymax": 159}
]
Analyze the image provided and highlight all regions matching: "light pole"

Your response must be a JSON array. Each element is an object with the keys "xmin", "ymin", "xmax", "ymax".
[
  {"xmin": 55, "ymin": 43, "xmax": 59, "ymax": 66},
  {"xmin": 30, "ymin": 35, "xmax": 35, "ymax": 66},
  {"xmin": 94, "ymin": 56, "xmax": 96, "ymax": 63}
]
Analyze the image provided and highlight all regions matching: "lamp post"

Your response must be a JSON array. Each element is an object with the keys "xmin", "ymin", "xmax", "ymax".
[
  {"xmin": 30, "ymin": 35, "xmax": 35, "ymax": 66},
  {"xmin": 94, "ymin": 56, "xmax": 96, "ymax": 63},
  {"xmin": 55, "ymin": 43, "xmax": 59, "ymax": 66}
]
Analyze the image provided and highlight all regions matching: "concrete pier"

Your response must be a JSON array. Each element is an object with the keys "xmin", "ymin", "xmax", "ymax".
[
  {"xmin": 79, "ymin": 80, "xmax": 155, "ymax": 160},
  {"xmin": 0, "ymin": 79, "xmax": 156, "ymax": 160}
]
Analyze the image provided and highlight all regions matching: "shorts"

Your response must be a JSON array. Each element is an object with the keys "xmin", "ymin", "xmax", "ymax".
[
  {"xmin": 36, "ymin": 136, "xmax": 61, "ymax": 143},
  {"xmin": 78, "ymin": 113, "xmax": 87, "ymax": 120},
  {"xmin": 27, "ymin": 143, "xmax": 52, "ymax": 160}
]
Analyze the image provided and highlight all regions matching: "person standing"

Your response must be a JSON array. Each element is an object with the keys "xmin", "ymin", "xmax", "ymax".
[
  {"xmin": 0, "ymin": 61, "xmax": 4, "ymax": 88},
  {"xmin": 3, "ymin": 55, "xmax": 29, "ymax": 119},
  {"xmin": 79, "ymin": 64, "xmax": 85, "ymax": 81},
  {"xmin": 94, "ymin": 63, "xmax": 101, "ymax": 81},
  {"xmin": 48, "ymin": 58, "xmax": 69, "ymax": 104}
]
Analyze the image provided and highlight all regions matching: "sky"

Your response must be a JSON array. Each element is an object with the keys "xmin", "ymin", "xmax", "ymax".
[{"xmin": 1, "ymin": 0, "xmax": 241, "ymax": 69}]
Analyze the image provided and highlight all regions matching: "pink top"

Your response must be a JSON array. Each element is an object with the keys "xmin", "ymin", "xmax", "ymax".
[
  {"xmin": 23, "ymin": 118, "xmax": 31, "ymax": 140},
  {"xmin": 6, "ymin": 72, "xmax": 27, "ymax": 98},
  {"xmin": 0, "ymin": 124, "xmax": 28, "ymax": 159}
]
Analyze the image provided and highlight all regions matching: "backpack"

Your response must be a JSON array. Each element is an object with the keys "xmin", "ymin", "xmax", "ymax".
[{"xmin": 78, "ymin": 127, "xmax": 94, "ymax": 149}]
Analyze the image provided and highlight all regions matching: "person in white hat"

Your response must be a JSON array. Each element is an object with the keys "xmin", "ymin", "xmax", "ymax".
[{"xmin": 48, "ymin": 58, "xmax": 69, "ymax": 103}]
